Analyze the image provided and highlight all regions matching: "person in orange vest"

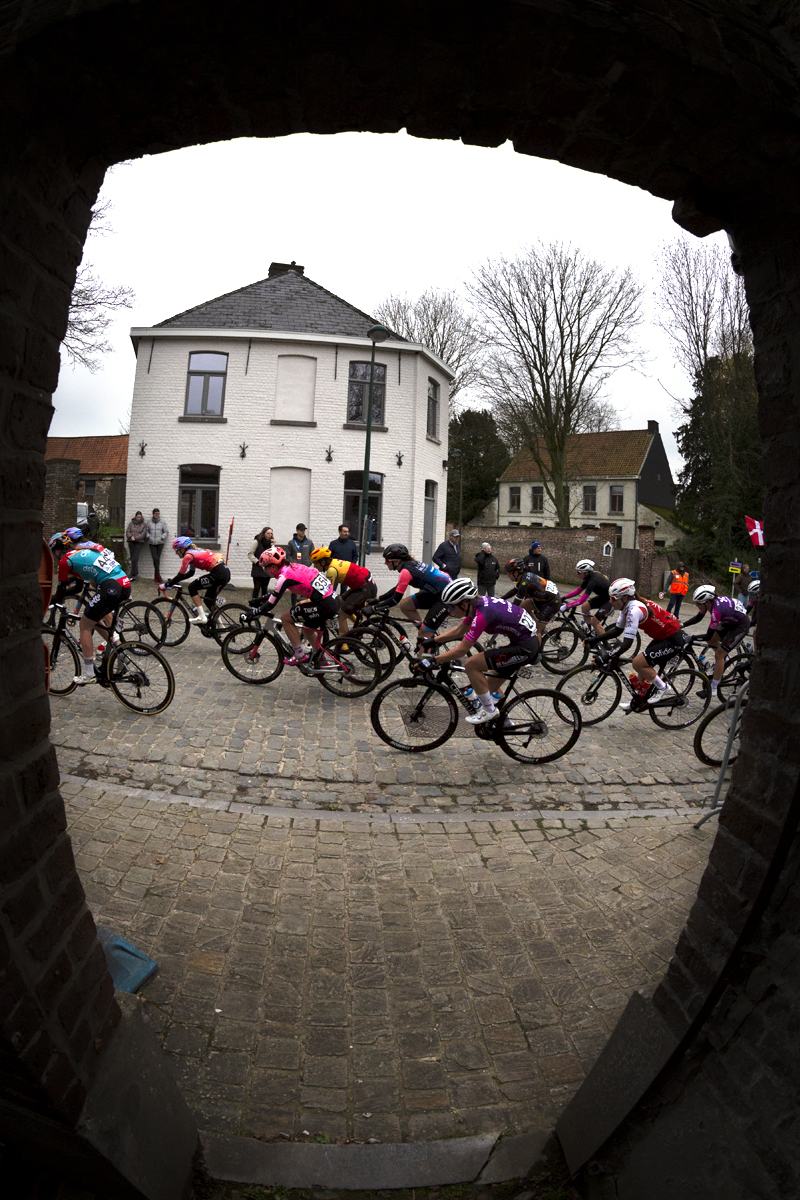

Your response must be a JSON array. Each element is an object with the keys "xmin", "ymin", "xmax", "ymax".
[{"xmin": 665, "ymin": 563, "xmax": 689, "ymax": 617}]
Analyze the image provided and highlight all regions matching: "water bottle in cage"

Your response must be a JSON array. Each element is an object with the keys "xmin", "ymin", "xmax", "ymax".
[
  {"xmin": 629, "ymin": 672, "xmax": 650, "ymax": 697},
  {"xmin": 94, "ymin": 642, "xmax": 107, "ymax": 666}
]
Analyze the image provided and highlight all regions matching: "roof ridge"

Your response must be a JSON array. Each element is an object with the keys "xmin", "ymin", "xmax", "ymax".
[{"xmin": 153, "ymin": 276, "xmax": 274, "ymax": 327}]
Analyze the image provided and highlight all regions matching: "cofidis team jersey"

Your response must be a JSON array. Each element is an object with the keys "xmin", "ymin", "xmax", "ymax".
[
  {"xmin": 616, "ymin": 598, "xmax": 682, "ymax": 641},
  {"xmin": 268, "ymin": 563, "xmax": 334, "ymax": 604},
  {"xmin": 463, "ymin": 597, "xmax": 537, "ymax": 645},
  {"xmin": 396, "ymin": 561, "xmax": 450, "ymax": 595},
  {"xmin": 59, "ymin": 545, "xmax": 129, "ymax": 587}
]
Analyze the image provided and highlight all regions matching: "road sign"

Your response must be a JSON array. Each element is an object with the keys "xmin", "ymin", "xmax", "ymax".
[{"xmin": 729, "ymin": 562, "xmax": 742, "ymax": 574}]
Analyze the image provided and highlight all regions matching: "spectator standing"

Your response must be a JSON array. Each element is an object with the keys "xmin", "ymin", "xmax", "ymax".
[
  {"xmin": 328, "ymin": 524, "xmax": 358, "ymax": 563},
  {"xmin": 125, "ymin": 510, "xmax": 148, "ymax": 580},
  {"xmin": 524, "ymin": 540, "xmax": 550, "ymax": 578},
  {"xmin": 475, "ymin": 542, "xmax": 500, "ymax": 596},
  {"xmin": 737, "ymin": 563, "xmax": 752, "ymax": 605},
  {"xmin": 248, "ymin": 525, "xmax": 274, "ymax": 601},
  {"xmin": 288, "ymin": 523, "xmax": 315, "ymax": 566},
  {"xmin": 433, "ymin": 529, "xmax": 461, "ymax": 578},
  {"xmin": 665, "ymin": 562, "xmax": 689, "ymax": 616},
  {"xmin": 146, "ymin": 507, "xmax": 169, "ymax": 583}
]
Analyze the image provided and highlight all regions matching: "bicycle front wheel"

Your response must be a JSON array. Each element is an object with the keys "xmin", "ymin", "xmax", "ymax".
[
  {"xmin": 648, "ymin": 668, "xmax": 709, "ymax": 729},
  {"xmin": 149, "ymin": 597, "xmax": 190, "ymax": 647},
  {"xmin": 41, "ymin": 628, "xmax": 80, "ymax": 695},
  {"xmin": 210, "ymin": 602, "xmax": 251, "ymax": 644},
  {"xmin": 104, "ymin": 643, "xmax": 175, "ymax": 714},
  {"xmin": 350, "ymin": 625, "xmax": 397, "ymax": 681},
  {"xmin": 370, "ymin": 677, "xmax": 458, "ymax": 751},
  {"xmin": 221, "ymin": 626, "xmax": 284, "ymax": 683},
  {"xmin": 693, "ymin": 700, "xmax": 746, "ymax": 767},
  {"xmin": 555, "ymin": 664, "xmax": 622, "ymax": 726},
  {"xmin": 539, "ymin": 621, "xmax": 585, "ymax": 675},
  {"xmin": 496, "ymin": 688, "xmax": 582, "ymax": 764},
  {"xmin": 316, "ymin": 637, "xmax": 380, "ymax": 698},
  {"xmin": 118, "ymin": 600, "xmax": 166, "ymax": 650}
]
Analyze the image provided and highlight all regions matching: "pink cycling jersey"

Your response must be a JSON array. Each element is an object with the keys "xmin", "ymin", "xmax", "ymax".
[
  {"xmin": 267, "ymin": 563, "xmax": 334, "ymax": 604},
  {"xmin": 177, "ymin": 548, "xmax": 224, "ymax": 575}
]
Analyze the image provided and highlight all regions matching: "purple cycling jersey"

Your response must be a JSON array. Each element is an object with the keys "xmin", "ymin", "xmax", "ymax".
[
  {"xmin": 708, "ymin": 595, "xmax": 749, "ymax": 630},
  {"xmin": 463, "ymin": 596, "xmax": 538, "ymax": 644}
]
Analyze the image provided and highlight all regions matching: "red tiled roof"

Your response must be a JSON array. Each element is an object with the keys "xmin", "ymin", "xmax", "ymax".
[
  {"xmin": 500, "ymin": 429, "xmax": 653, "ymax": 481},
  {"xmin": 45, "ymin": 435, "xmax": 128, "ymax": 476}
]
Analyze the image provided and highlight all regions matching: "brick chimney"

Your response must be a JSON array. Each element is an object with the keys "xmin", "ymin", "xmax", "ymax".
[
  {"xmin": 647, "ymin": 420, "xmax": 659, "ymax": 433},
  {"xmin": 268, "ymin": 261, "xmax": 305, "ymax": 277}
]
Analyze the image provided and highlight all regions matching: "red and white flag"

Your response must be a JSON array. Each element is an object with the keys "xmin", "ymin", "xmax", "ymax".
[{"xmin": 746, "ymin": 515, "xmax": 765, "ymax": 548}]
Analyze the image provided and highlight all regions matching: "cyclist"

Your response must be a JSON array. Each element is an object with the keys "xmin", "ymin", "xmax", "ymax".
[
  {"xmin": 418, "ymin": 577, "xmax": 540, "ymax": 724},
  {"xmin": 49, "ymin": 531, "xmax": 131, "ymax": 684},
  {"xmin": 561, "ymin": 560, "xmax": 611, "ymax": 636},
  {"xmin": 584, "ymin": 577, "xmax": 688, "ymax": 710},
  {"xmin": 682, "ymin": 584, "xmax": 750, "ymax": 699},
  {"xmin": 250, "ymin": 546, "xmax": 339, "ymax": 666},
  {"xmin": 374, "ymin": 543, "xmax": 451, "ymax": 641},
  {"xmin": 160, "ymin": 537, "xmax": 231, "ymax": 625},
  {"xmin": 747, "ymin": 578, "xmax": 759, "ymax": 637},
  {"xmin": 310, "ymin": 547, "xmax": 377, "ymax": 636},
  {"xmin": 502, "ymin": 559, "xmax": 561, "ymax": 638}
]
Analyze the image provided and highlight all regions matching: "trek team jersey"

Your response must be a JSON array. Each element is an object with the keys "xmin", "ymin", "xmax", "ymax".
[
  {"xmin": 59, "ymin": 545, "xmax": 129, "ymax": 587},
  {"xmin": 175, "ymin": 548, "xmax": 225, "ymax": 578},
  {"xmin": 514, "ymin": 573, "xmax": 560, "ymax": 606},
  {"xmin": 396, "ymin": 561, "xmax": 451, "ymax": 596},
  {"xmin": 708, "ymin": 596, "xmax": 749, "ymax": 630},
  {"xmin": 563, "ymin": 572, "xmax": 610, "ymax": 608},
  {"xmin": 615, "ymin": 598, "xmax": 682, "ymax": 641},
  {"xmin": 267, "ymin": 563, "xmax": 334, "ymax": 605},
  {"xmin": 463, "ymin": 597, "xmax": 538, "ymax": 645},
  {"xmin": 325, "ymin": 560, "xmax": 371, "ymax": 589}
]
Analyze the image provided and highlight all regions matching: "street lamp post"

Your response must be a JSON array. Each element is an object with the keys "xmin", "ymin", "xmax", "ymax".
[
  {"xmin": 451, "ymin": 448, "xmax": 464, "ymax": 534},
  {"xmin": 359, "ymin": 323, "xmax": 390, "ymax": 566}
]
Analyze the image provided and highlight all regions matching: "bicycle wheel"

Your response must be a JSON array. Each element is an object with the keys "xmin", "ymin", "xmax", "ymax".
[
  {"xmin": 210, "ymin": 602, "xmax": 251, "ymax": 644},
  {"xmin": 496, "ymin": 688, "xmax": 582, "ymax": 764},
  {"xmin": 149, "ymin": 597, "xmax": 190, "ymax": 647},
  {"xmin": 220, "ymin": 626, "xmax": 284, "ymax": 683},
  {"xmin": 315, "ymin": 637, "xmax": 381, "ymax": 698},
  {"xmin": 648, "ymin": 668, "xmax": 709, "ymax": 729},
  {"xmin": 350, "ymin": 625, "xmax": 397, "ymax": 681},
  {"xmin": 370, "ymin": 677, "xmax": 458, "ymax": 751},
  {"xmin": 41, "ymin": 628, "xmax": 80, "ymax": 695},
  {"xmin": 717, "ymin": 661, "xmax": 752, "ymax": 706},
  {"xmin": 693, "ymin": 700, "xmax": 746, "ymax": 767},
  {"xmin": 539, "ymin": 621, "xmax": 585, "ymax": 675},
  {"xmin": 555, "ymin": 664, "xmax": 622, "ymax": 726},
  {"xmin": 103, "ymin": 643, "xmax": 175, "ymax": 714},
  {"xmin": 118, "ymin": 600, "xmax": 166, "ymax": 650}
]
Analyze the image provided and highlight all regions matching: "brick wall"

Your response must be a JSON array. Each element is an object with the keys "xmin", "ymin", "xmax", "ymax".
[
  {"xmin": 42, "ymin": 458, "xmax": 80, "ymax": 537},
  {"xmin": 461, "ymin": 522, "xmax": 618, "ymax": 584}
]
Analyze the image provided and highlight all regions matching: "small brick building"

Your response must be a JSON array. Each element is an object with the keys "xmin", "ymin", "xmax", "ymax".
[{"xmin": 44, "ymin": 435, "xmax": 128, "ymax": 533}]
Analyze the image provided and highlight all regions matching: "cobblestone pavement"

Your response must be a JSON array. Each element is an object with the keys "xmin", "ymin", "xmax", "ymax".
[
  {"xmin": 64, "ymin": 775, "xmax": 715, "ymax": 1144},
  {"xmin": 49, "ymin": 588, "xmax": 722, "ymax": 818}
]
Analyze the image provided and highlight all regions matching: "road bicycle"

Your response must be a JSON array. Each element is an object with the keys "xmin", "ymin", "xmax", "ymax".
[
  {"xmin": 554, "ymin": 646, "xmax": 710, "ymax": 729},
  {"xmin": 538, "ymin": 608, "xmax": 641, "ymax": 676},
  {"xmin": 48, "ymin": 584, "xmax": 167, "ymax": 651},
  {"xmin": 42, "ymin": 603, "xmax": 175, "ymax": 714},
  {"xmin": 148, "ymin": 584, "xmax": 250, "ymax": 647},
  {"xmin": 693, "ymin": 695, "xmax": 747, "ymax": 767},
  {"xmin": 370, "ymin": 657, "xmax": 582, "ymax": 764},
  {"xmin": 219, "ymin": 614, "xmax": 381, "ymax": 697}
]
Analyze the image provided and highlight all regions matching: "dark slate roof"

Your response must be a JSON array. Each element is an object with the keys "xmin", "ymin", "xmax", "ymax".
[
  {"xmin": 501, "ymin": 430, "xmax": 654, "ymax": 481},
  {"xmin": 154, "ymin": 266, "xmax": 406, "ymax": 341}
]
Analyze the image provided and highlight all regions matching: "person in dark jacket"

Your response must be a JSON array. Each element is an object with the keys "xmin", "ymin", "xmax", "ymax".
[
  {"xmin": 328, "ymin": 524, "xmax": 358, "ymax": 563},
  {"xmin": 287, "ymin": 523, "xmax": 315, "ymax": 566},
  {"xmin": 248, "ymin": 525, "xmax": 273, "ymax": 601},
  {"xmin": 523, "ymin": 540, "xmax": 550, "ymax": 579},
  {"xmin": 474, "ymin": 542, "xmax": 500, "ymax": 596},
  {"xmin": 433, "ymin": 529, "xmax": 461, "ymax": 578}
]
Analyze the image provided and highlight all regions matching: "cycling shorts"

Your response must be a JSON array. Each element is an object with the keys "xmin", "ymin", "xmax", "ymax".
[
  {"xmin": 412, "ymin": 590, "xmax": 444, "ymax": 610},
  {"xmin": 290, "ymin": 595, "xmax": 340, "ymax": 629},
  {"xmin": 419, "ymin": 599, "xmax": 450, "ymax": 633},
  {"xmin": 83, "ymin": 578, "xmax": 131, "ymax": 621},
  {"xmin": 531, "ymin": 598, "xmax": 560, "ymax": 623},
  {"xmin": 719, "ymin": 621, "xmax": 750, "ymax": 652},
  {"xmin": 643, "ymin": 629, "xmax": 689, "ymax": 665},
  {"xmin": 590, "ymin": 598, "xmax": 612, "ymax": 618},
  {"xmin": 188, "ymin": 562, "xmax": 231, "ymax": 602},
  {"xmin": 483, "ymin": 636, "xmax": 540, "ymax": 678},
  {"xmin": 341, "ymin": 578, "xmax": 377, "ymax": 615}
]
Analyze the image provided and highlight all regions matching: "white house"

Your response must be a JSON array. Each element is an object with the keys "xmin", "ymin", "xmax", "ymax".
[{"xmin": 125, "ymin": 263, "xmax": 453, "ymax": 584}]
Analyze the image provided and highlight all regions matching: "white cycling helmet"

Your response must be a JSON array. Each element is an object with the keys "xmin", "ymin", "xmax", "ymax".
[
  {"xmin": 441, "ymin": 578, "xmax": 478, "ymax": 606},
  {"xmin": 693, "ymin": 584, "xmax": 716, "ymax": 604},
  {"xmin": 608, "ymin": 577, "xmax": 636, "ymax": 601},
  {"xmin": 748, "ymin": 579, "xmax": 760, "ymax": 595},
  {"xmin": 576, "ymin": 559, "xmax": 595, "ymax": 573}
]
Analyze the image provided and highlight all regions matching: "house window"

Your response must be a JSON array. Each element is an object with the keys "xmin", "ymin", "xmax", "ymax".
[
  {"xmin": 615, "ymin": 524, "xmax": 623, "ymax": 548},
  {"xmin": 427, "ymin": 378, "xmax": 440, "ymax": 439},
  {"xmin": 509, "ymin": 486, "xmax": 521, "ymax": 512},
  {"xmin": 185, "ymin": 352, "xmax": 228, "ymax": 417},
  {"xmin": 179, "ymin": 464, "xmax": 220, "ymax": 542},
  {"xmin": 342, "ymin": 470, "xmax": 383, "ymax": 545},
  {"xmin": 347, "ymin": 362, "xmax": 386, "ymax": 425},
  {"xmin": 583, "ymin": 485, "xmax": 597, "ymax": 514},
  {"xmin": 610, "ymin": 485, "xmax": 624, "ymax": 513},
  {"xmin": 531, "ymin": 485, "xmax": 544, "ymax": 513}
]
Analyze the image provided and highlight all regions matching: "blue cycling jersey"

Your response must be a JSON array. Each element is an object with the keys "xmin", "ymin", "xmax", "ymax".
[
  {"xmin": 400, "ymin": 561, "xmax": 451, "ymax": 594},
  {"xmin": 62, "ymin": 545, "xmax": 128, "ymax": 587}
]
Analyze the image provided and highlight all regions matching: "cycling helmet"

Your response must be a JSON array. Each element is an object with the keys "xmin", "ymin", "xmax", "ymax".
[
  {"xmin": 693, "ymin": 584, "xmax": 716, "ymax": 604},
  {"xmin": 505, "ymin": 557, "xmax": 526, "ymax": 575},
  {"xmin": 608, "ymin": 577, "xmax": 636, "ymax": 601},
  {"xmin": 383, "ymin": 543, "xmax": 410, "ymax": 561},
  {"xmin": 442, "ymin": 578, "xmax": 478, "ymax": 606},
  {"xmin": 48, "ymin": 531, "xmax": 71, "ymax": 550},
  {"xmin": 576, "ymin": 559, "xmax": 595, "ymax": 574},
  {"xmin": 748, "ymin": 579, "xmax": 760, "ymax": 595},
  {"xmin": 64, "ymin": 526, "xmax": 84, "ymax": 542},
  {"xmin": 310, "ymin": 547, "xmax": 332, "ymax": 563},
  {"xmin": 259, "ymin": 546, "xmax": 287, "ymax": 570},
  {"xmin": 173, "ymin": 536, "xmax": 193, "ymax": 552}
]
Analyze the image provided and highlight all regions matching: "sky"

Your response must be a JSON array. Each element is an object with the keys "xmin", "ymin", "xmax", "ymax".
[{"xmin": 50, "ymin": 131, "xmax": 728, "ymax": 472}]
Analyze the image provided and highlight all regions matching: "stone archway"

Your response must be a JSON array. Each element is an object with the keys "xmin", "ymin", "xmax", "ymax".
[{"xmin": 2, "ymin": 4, "xmax": 799, "ymax": 1196}]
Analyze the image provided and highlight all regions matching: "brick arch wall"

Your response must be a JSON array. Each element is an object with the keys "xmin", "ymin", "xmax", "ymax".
[{"xmin": 1, "ymin": 3, "xmax": 800, "ymax": 1196}]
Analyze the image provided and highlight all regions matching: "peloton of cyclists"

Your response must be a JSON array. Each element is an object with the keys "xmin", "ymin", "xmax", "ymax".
[
  {"xmin": 160, "ymin": 537, "xmax": 231, "ymax": 625},
  {"xmin": 682, "ymin": 584, "xmax": 750, "ymax": 699},
  {"xmin": 49, "ymin": 526, "xmax": 130, "ymax": 685},
  {"xmin": 561, "ymin": 560, "xmax": 612, "ymax": 636},
  {"xmin": 416, "ymin": 577, "xmax": 540, "ymax": 724},
  {"xmin": 309, "ymin": 547, "xmax": 378, "ymax": 636},
  {"xmin": 249, "ymin": 546, "xmax": 340, "ymax": 666},
  {"xmin": 584, "ymin": 577, "xmax": 688, "ymax": 711},
  {"xmin": 373, "ymin": 544, "xmax": 451, "ymax": 642},
  {"xmin": 502, "ymin": 559, "xmax": 562, "ymax": 640}
]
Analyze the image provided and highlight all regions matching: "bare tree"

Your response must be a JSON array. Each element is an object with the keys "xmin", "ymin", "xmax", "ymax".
[
  {"xmin": 469, "ymin": 242, "xmax": 641, "ymax": 526},
  {"xmin": 62, "ymin": 198, "xmax": 135, "ymax": 373},
  {"xmin": 373, "ymin": 288, "xmax": 483, "ymax": 405}
]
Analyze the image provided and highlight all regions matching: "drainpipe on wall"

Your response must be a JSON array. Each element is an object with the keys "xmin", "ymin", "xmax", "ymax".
[{"xmin": 633, "ymin": 480, "xmax": 639, "ymax": 549}]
